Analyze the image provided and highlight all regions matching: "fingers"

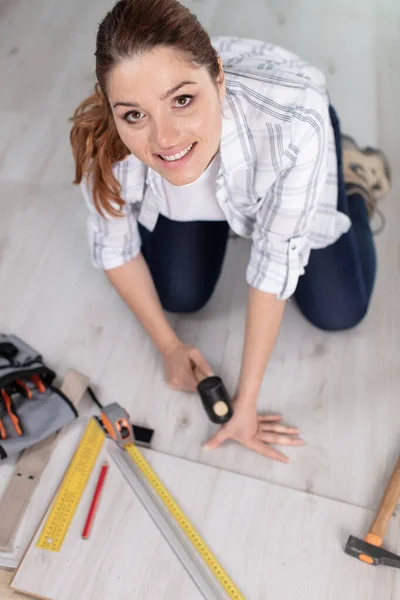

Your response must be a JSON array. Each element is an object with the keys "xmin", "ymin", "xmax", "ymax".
[
  {"xmin": 257, "ymin": 415, "xmax": 284, "ymax": 422},
  {"xmin": 246, "ymin": 439, "xmax": 289, "ymax": 463},
  {"xmin": 256, "ymin": 431, "xmax": 304, "ymax": 446},
  {"xmin": 164, "ymin": 343, "xmax": 212, "ymax": 392},
  {"xmin": 202, "ymin": 427, "xmax": 228, "ymax": 451},
  {"xmin": 189, "ymin": 349, "xmax": 214, "ymax": 377},
  {"xmin": 184, "ymin": 371, "xmax": 199, "ymax": 392},
  {"xmin": 167, "ymin": 373, "xmax": 197, "ymax": 392},
  {"xmin": 257, "ymin": 417, "xmax": 303, "ymax": 445},
  {"xmin": 258, "ymin": 416, "xmax": 300, "ymax": 436},
  {"xmin": 259, "ymin": 423, "xmax": 300, "ymax": 435}
]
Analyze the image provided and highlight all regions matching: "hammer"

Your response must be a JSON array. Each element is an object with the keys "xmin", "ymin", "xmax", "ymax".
[
  {"xmin": 344, "ymin": 456, "xmax": 400, "ymax": 568},
  {"xmin": 192, "ymin": 366, "xmax": 234, "ymax": 425}
]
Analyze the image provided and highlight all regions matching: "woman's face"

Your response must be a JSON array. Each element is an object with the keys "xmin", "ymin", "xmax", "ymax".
[{"xmin": 107, "ymin": 46, "xmax": 225, "ymax": 186}]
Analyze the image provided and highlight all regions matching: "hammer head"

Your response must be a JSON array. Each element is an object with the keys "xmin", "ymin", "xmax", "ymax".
[{"xmin": 345, "ymin": 535, "xmax": 400, "ymax": 568}]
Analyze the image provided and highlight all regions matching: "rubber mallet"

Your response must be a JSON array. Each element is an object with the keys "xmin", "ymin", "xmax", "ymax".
[
  {"xmin": 344, "ymin": 456, "xmax": 400, "ymax": 568},
  {"xmin": 192, "ymin": 366, "xmax": 233, "ymax": 424}
]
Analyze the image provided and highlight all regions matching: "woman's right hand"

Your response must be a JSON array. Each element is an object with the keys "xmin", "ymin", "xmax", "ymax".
[{"xmin": 162, "ymin": 341, "xmax": 213, "ymax": 392}]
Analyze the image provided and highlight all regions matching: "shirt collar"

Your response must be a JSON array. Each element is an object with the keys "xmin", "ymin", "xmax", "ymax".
[{"xmin": 219, "ymin": 88, "xmax": 254, "ymax": 175}]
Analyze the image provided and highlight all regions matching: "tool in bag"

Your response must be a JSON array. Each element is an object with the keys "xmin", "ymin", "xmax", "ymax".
[
  {"xmin": 0, "ymin": 368, "xmax": 154, "ymax": 558},
  {"xmin": 0, "ymin": 333, "xmax": 78, "ymax": 459},
  {"xmin": 0, "ymin": 369, "xmax": 90, "ymax": 555}
]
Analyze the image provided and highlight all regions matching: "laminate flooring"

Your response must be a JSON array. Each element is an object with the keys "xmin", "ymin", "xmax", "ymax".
[
  {"xmin": 6, "ymin": 422, "xmax": 400, "ymax": 600},
  {"xmin": 0, "ymin": 0, "xmax": 399, "ymax": 596}
]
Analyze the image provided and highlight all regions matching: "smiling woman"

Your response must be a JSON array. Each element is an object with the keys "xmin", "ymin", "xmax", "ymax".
[
  {"xmin": 107, "ymin": 45, "xmax": 225, "ymax": 186},
  {"xmin": 68, "ymin": 0, "xmax": 391, "ymax": 460},
  {"xmin": 70, "ymin": 0, "xmax": 224, "ymax": 216}
]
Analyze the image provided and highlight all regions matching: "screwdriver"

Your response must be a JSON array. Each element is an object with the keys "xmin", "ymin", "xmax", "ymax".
[
  {"xmin": 30, "ymin": 374, "xmax": 46, "ymax": 393},
  {"xmin": 1, "ymin": 389, "xmax": 23, "ymax": 436},
  {"xmin": 0, "ymin": 416, "xmax": 6, "ymax": 440},
  {"xmin": 16, "ymin": 379, "xmax": 33, "ymax": 399}
]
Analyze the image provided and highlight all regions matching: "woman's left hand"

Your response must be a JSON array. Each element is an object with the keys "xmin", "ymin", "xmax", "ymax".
[{"xmin": 202, "ymin": 398, "xmax": 304, "ymax": 463}]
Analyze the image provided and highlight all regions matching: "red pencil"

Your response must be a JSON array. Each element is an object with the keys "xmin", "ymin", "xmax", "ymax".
[{"xmin": 82, "ymin": 461, "xmax": 109, "ymax": 540}]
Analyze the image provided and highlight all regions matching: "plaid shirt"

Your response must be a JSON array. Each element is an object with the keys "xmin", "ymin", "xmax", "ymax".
[{"xmin": 81, "ymin": 37, "xmax": 351, "ymax": 300}]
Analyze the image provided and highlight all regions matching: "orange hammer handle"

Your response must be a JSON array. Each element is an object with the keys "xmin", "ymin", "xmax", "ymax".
[{"xmin": 366, "ymin": 457, "xmax": 400, "ymax": 547}]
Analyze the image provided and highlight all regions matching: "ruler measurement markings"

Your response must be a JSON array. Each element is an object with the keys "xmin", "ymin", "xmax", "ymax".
[{"xmin": 35, "ymin": 418, "xmax": 245, "ymax": 599}]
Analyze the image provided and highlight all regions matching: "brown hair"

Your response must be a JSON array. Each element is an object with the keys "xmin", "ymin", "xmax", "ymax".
[{"xmin": 69, "ymin": 0, "xmax": 220, "ymax": 218}]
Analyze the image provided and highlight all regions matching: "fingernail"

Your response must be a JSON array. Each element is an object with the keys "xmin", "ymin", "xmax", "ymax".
[{"xmin": 202, "ymin": 444, "xmax": 212, "ymax": 451}]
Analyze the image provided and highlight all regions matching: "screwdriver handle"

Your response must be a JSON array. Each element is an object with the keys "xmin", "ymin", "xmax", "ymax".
[
  {"xmin": 16, "ymin": 379, "xmax": 33, "ymax": 399},
  {"xmin": 0, "ymin": 417, "xmax": 6, "ymax": 440},
  {"xmin": 1, "ymin": 389, "xmax": 23, "ymax": 436},
  {"xmin": 30, "ymin": 375, "xmax": 46, "ymax": 393}
]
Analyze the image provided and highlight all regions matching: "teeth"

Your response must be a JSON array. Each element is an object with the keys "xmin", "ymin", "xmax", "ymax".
[{"xmin": 161, "ymin": 144, "xmax": 193, "ymax": 161}]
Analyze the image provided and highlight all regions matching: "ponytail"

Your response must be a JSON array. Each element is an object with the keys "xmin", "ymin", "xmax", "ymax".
[
  {"xmin": 70, "ymin": 0, "xmax": 220, "ymax": 218},
  {"xmin": 69, "ymin": 83, "xmax": 130, "ymax": 218}
]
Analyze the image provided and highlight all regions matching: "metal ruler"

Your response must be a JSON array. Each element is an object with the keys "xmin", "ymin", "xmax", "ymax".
[{"xmin": 35, "ymin": 414, "xmax": 245, "ymax": 600}]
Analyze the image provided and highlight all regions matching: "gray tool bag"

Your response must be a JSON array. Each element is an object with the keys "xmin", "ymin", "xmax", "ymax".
[{"xmin": 0, "ymin": 334, "xmax": 78, "ymax": 459}]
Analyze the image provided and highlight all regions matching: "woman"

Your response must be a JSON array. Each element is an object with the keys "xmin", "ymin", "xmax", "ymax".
[{"xmin": 69, "ymin": 0, "xmax": 391, "ymax": 462}]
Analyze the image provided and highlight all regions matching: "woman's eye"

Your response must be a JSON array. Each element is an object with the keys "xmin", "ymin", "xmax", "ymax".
[
  {"xmin": 123, "ymin": 95, "xmax": 193, "ymax": 124},
  {"xmin": 124, "ymin": 111, "xmax": 144, "ymax": 124},
  {"xmin": 174, "ymin": 95, "xmax": 193, "ymax": 108}
]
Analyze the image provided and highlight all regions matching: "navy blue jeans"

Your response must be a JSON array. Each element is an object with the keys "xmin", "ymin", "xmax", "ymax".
[{"xmin": 138, "ymin": 107, "xmax": 376, "ymax": 331}]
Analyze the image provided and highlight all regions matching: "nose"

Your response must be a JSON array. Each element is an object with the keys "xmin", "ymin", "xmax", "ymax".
[{"xmin": 150, "ymin": 117, "xmax": 180, "ymax": 151}]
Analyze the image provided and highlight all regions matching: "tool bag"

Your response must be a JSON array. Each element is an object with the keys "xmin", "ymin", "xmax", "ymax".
[{"xmin": 0, "ymin": 334, "xmax": 78, "ymax": 459}]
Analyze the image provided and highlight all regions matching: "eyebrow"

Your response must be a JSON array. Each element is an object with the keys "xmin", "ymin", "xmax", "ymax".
[{"xmin": 112, "ymin": 80, "xmax": 197, "ymax": 109}]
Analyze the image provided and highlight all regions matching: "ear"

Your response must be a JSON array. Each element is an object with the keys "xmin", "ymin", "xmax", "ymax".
[{"xmin": 216, "ymin": 56, "xmax": 226, "ymax": 101}]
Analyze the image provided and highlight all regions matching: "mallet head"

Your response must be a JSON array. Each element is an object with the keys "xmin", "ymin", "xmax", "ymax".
[{"xmin": 345, "ymin": 535, "xmax": 400, "ymax": 568}]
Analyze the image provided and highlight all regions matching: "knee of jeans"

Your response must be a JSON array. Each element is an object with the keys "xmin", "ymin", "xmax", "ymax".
[
  {"xmin": 159, "ymin": 287, "xmax": 212, "ymax": 314},
  {"xmin": 310, "ymin": 301, "xmax": 370, "ymax": 332}
]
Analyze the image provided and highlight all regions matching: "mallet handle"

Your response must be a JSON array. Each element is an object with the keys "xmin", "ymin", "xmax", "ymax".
[
  {"xmin": 367, "ymin": 457, "xmax": 400, "ymax": 546},
  {"xmin": 193, "ymin": 366, "xmax": 206, "ymax": 384}
]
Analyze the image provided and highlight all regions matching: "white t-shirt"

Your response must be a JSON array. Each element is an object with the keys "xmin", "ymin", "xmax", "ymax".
[{"xmin": 148, "ymin": 152, "xmax": 226, "ymax": 222}]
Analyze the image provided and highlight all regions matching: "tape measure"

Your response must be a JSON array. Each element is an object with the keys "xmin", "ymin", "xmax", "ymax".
[
  {"xmin": 122, "ymin": 442, "xmax": 244, "ymax": 600},
  {"xmin": 36, "ymin": 406, "xmax": 245, "ymax": 600}
]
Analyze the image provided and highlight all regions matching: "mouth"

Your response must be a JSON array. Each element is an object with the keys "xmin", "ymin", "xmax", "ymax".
[{"xmin": 155, "ymin": 142, "xmax": 197, "ymax": 168}]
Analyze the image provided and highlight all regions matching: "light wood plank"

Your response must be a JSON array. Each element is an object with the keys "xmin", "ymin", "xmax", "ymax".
[
  {"xmin": 1, "ymin": 180, "xmax": 398, "ymax": 514},
  {"xmin": 8, "ymin": 433, "xmax": 400, "ymax": 600},
  {"xmin": 0, "ymin": 570, "xmax": 26, "ymax": 599}
]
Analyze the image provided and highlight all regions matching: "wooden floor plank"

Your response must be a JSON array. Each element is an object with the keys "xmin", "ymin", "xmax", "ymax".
[{"xmin": 7, "ymin": 436, "xmax": 400, "ymax": 600}]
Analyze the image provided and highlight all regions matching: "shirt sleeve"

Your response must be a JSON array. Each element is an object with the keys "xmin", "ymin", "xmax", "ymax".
[
  {"xmin": 80, "ymin": 157, "xmax": 145, "ymax": 271},
  {"xmin": 246, "ymin": 90, "xmax": 330, "ymax": 300}
]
